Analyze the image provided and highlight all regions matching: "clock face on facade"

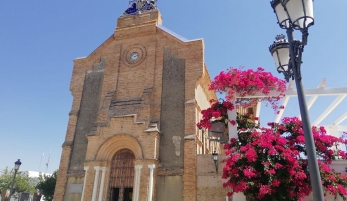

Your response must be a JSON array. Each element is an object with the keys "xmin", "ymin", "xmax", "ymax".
[
  {"xmin": 130, "ymin": 52, "xmax": 139, "ymax": 61},
  {"xmin": 122, "ymin": 45, "xmax": 146, "ymax": 66}
]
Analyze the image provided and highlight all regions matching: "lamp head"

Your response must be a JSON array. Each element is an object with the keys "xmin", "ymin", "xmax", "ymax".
[
  {"xmin": 269, "ymin": 34, "xmax": 292, "ymax": 82},
  {"xmin": 271, "ymin": 0, "xmax": 314, "ymax": 32},
  {"xmin": 271, "ymin": 0, "xmax": 291, "ymax": 29},
  {"xmin": 282, "ymin": 0, "xmax": 314, "ymax": 30},
  {"xmin": 212, "ymin": 151, "xmax": 218, "ymax": 161},
  {"xmin": 14, "ymin": 159, "xmax": 22, "ymax": 171}
]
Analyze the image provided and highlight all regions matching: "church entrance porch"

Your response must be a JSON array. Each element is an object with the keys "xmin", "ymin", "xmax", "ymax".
[{"xmin": 108, "ymin": 149, "xmax": 135, "ymax": 201}]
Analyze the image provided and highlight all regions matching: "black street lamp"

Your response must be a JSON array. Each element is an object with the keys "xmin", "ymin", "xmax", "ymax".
[
  {"xmin": 212, "ymin": 151, "xmax": 218, "ymax": 172},
  {"xmin": 8, "ymin": 159, "xmax": 22, "ymax": 201},
  {"xmin": 269, "ymin": 0, "xmax": 324, "ymax": 200}
]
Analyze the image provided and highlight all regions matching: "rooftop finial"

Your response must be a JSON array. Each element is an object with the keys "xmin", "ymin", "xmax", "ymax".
[{"xmin": 124, "ymin": 0, "xmax": 157, "ymax": 15}]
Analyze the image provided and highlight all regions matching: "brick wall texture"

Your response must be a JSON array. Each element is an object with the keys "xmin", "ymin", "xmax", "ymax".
[{"xmin": 54, "ymin": 9, "xmax": 227, "ymax": 201}]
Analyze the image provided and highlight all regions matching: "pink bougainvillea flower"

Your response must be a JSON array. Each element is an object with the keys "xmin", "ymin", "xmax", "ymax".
[
  {"xmin": 197, "ymin": 67, "xmax": 347, "ymax": 200},
  {"xmin": 222, "ymin": 116, "xmax": 347, "ymax": 200},
  {"xmin": 230, "ymin": 120, "xmax": 236, "ymax": 126},
  {"xmin": 320, "ymin": 126, "xmax": 327, "ymax": 133},
  {"xmin": 257, "ymin": 67, "xmax": 264, "ymax": 71},
  {"xmin": 209, "ymin": 66, "xmax": 286, "ymax": 114},
  {"xmin": 212, "ymin": 111, "xmax": 221, "ymax": 118}
]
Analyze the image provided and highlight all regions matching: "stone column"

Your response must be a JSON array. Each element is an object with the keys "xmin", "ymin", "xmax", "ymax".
[
  {"xmin": 80, "ymin": 166, "xmax": 89, "ymax": 201},
  {"xmin": 132, "ymin": 165, "xmax": 143, "ymax": 201},
  {"xmin": 228, "ymin": 100, "xmax": 246, "ymax": 201},
  {"xmin": 147, "ymin": 164, "xmax": 156, "ymax": 201},
  {"xmin": 228, "ymin": 99, "xmax": 238, "ymax": 139},
  {"xmin": 98, "ymin": 167, "xmax": 107, "ymax": 201},
  {"xmin": 326, "ymin": 126, "xmax": 343, "ymax": 158},
  {"xmin": 91, "ymin": 166, "xmax": 100, "ymax": 201}
]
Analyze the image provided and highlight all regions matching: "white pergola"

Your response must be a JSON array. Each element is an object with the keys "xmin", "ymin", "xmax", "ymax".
[
  {"xmin": 228, "ymin": 79, "xmax": 347, "ymax": 143},
  {"xmin": 228, "ymin": 79, "xmax": 347, "ymax": 201}
]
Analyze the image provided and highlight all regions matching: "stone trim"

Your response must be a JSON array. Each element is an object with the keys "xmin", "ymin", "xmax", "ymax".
[
  {"xmin": 184, "ymin": 134, "xmax": 195, "ymax": 140},
  {"xmin": 95, "ymin": 134, "xmax": 144, "ymax": 160},
  {"xmin": 185, "ymin": 99, "xmax": 196, "ymax": 104},
  {"xmin": 62, "ymin": 141, "xmax": 73, "ymax": 147},
  {"xmin": 69, "ymin": 110, "xmax": 79, "ymax": 115}
]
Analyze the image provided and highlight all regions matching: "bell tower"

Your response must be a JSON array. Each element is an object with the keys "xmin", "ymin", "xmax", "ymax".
[{"xmin": 54, "ymin": 1, "xmax": 217, "ymax": 201}]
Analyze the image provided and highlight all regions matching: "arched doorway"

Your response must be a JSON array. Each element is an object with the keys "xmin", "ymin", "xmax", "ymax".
[{"xmin": 108, "ymin": 149, "xmax": 135, "ymax": 201}]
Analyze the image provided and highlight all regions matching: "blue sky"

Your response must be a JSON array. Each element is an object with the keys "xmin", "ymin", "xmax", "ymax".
[{"xmin": 1, "ymin": 1, "xmax": 347, "ymax": 173}]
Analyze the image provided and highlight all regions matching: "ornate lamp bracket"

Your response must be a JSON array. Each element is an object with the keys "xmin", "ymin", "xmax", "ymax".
[
  {"xmin": 291, "ymin": 40, "xmax": 304, "ymax": 80},
  {"xmin": 282, "ymin": 66, "xmax": 293, "ymax": 82}
]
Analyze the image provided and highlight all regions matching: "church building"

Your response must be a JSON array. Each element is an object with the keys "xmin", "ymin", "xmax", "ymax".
[{"xmin": 54, "ymin": 1, "xmax": 232, "ymax": 201}]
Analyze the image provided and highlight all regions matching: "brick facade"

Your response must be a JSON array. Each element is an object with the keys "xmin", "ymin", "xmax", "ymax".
[
  {"xmin": 196, "ymin": 155, "xmax": 230, "ymax": 201},
  {"xmin": 53, "ymin": 7, "xmax": 231, "ymax": 201}
]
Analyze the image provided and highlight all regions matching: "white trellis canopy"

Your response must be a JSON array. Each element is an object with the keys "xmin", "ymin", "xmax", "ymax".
[
  {"xmin": 228, "ymin": 79, "xmax": 347, "ymax": 140},
  {"xmin": 227, "ymin": 80, "xmax": 347, "ymax": 201}
]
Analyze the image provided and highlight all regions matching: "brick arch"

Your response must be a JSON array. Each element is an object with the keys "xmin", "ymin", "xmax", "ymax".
[{"xmin": 96, "ymin": 134, "xmax": 143, "ymax": 161}]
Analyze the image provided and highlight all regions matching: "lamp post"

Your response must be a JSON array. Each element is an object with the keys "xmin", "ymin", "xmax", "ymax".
[
  {"xmin": 269, "ymin": 0, "xmax": 324, "ymax": 200},
  {"xmin": 8, "ymin": 159, "xmax": 22, "ymax": 201},
  {"xmin": 212, "ymin": 151, "xmax": 218, "ymax": 172}
]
